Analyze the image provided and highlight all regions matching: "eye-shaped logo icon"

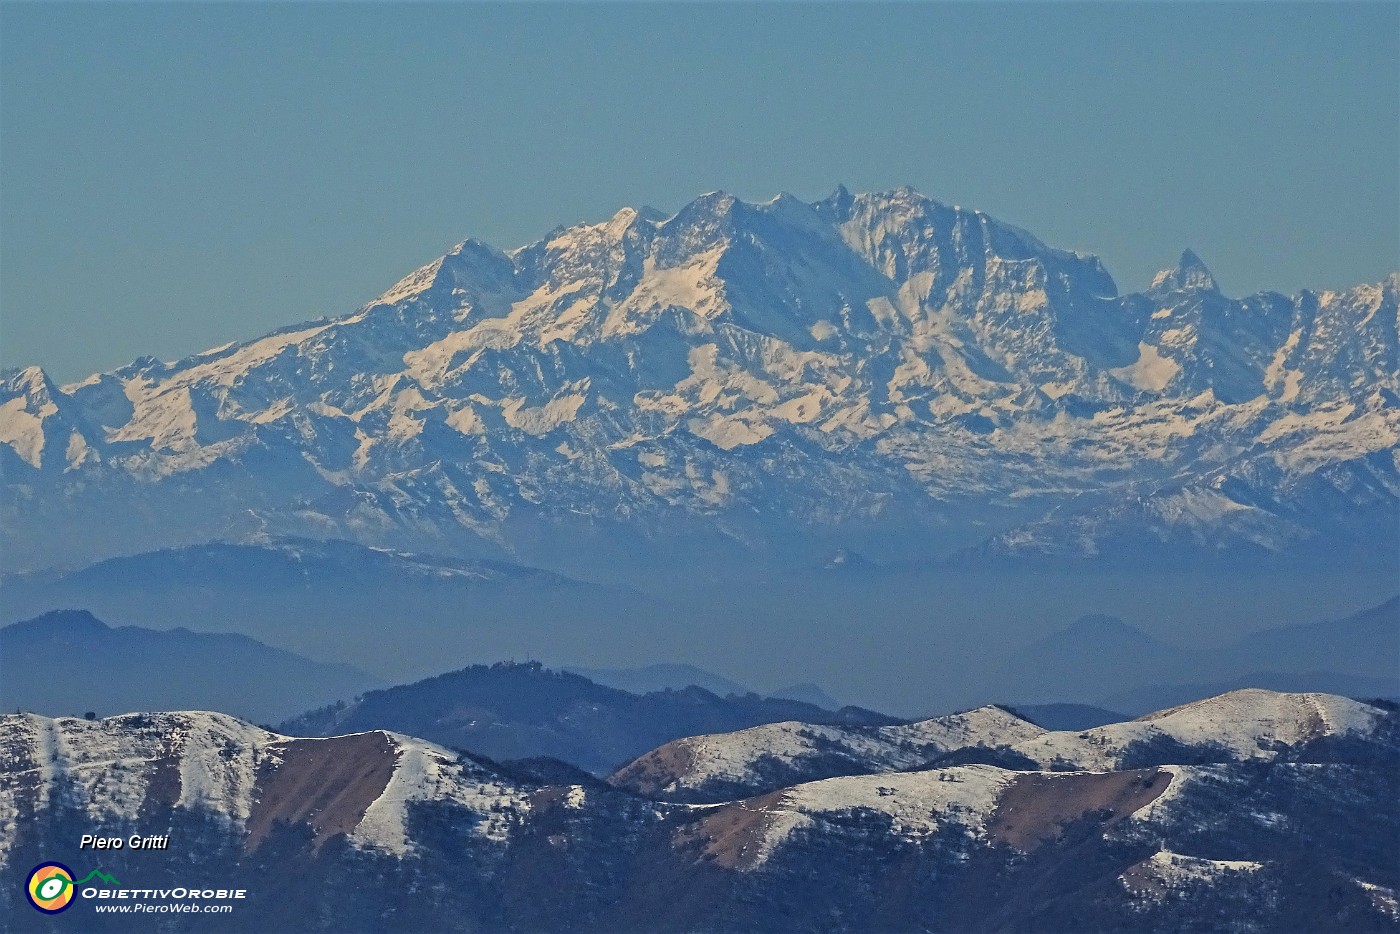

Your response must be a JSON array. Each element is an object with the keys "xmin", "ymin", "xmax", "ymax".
[{"xmin": 26, "ymin": 862, "xmax": 76, "ymax": 914}]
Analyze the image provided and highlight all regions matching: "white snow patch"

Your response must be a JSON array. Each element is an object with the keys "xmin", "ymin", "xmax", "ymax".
[
  {"xmin": 173, "ymin": 714, "xmax": 280, "ymax": 821},
  {"xmin": 351, "ymin": 734, "xmax": 528, "ymax": 855},
  {"xmin": 1263, "ymin": 328, "xmax": 1304, "ymax": 402},
  {"xmin": 744, "ymin": 765, "xmax": 1014, "ymax": 866},
  {"xmin": 1356, "ymin": 880, "xmax": 1400, "ymax": 921},
  {"xmin": 688, "ymin": 413, "xmax": 774, "ymax": 450},
  {"xmin": 503, "ymin": 392, "xmax": 586, "ymax": 436},
  {"xmin": 604, "ymin": 249, "xmax": 726, "ymax": 335},
  {"xmin": 1110, "ymin": 342, "xmax": 1181, "ymax": 392},
  {"xmin": 0, "ymin": 397, "xmax": 52, "ymax": 467},
  {"xmin": 1015, "ymin": 690, "xmax": 1380, "ymax": 770}
]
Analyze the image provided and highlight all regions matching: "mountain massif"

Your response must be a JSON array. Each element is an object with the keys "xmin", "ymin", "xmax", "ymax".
[
  {"xmin": 2, "ymin": 690, "xmax": 1395, "ymax": 932},
  {"xmin": 2, "ymin": 188, "xmax": 1395, "ymax": 577}
]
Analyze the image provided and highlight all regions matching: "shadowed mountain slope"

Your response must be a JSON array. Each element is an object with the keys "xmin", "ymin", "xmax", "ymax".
[
  {"xmin": 0, "ymin": 609, "xmax": 381, "ymax": 724},
  {"xmin": 279, "ymin": 661, "xmax": 894, "ymax": 775}
]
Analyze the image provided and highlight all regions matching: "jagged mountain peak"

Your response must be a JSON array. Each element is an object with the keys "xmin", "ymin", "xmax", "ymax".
[
  {"xmin": 1151, "ymin": 248, "xmax": 1220, "ymax": 294},
  {"xmin": 1, "ymin": 364, "xmax": 55, "ymax": 399},
  {"xmin": 825, "ymin": 182, "xmax": 854, "ymax": 208}
]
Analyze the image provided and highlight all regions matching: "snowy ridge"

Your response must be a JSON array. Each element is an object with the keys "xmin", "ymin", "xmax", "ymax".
[
  {"xmin": 611, "ymin": 705, "xmax": 1044, "ymax": 800},
  {"xmin": 701, "ymin": 764, "xmax": 1016, "ymax": 869},
  {"xmin": 765, "ymin": 763, "xmax": 1013, "ymax": 860},
  {"xmin": 350, "ymin": 732, "xmax": 529, "ymax": 855},
  {"xmin": 0, "ymin": 712, "xmax": 531, "ymax": 865},
  {"xmin": 678, "ymin": 686, "xmax": 1392, "ymax": 871},
  {"xmin": 1010, "ymin": 689, "xmax": 1383, "ymax": 770},
  {"xmin": 615, "ymin": 690, "xmax": 1391, "ymax": 802},
  {"xmin": 686, "ymin": 759, "xmax": 1183, "ymax": 871},
  {"xmin": 2, "ymin": 686, "xmax": 1395, "ymax": 927},
  {"xmin": 2, "ymin": 189, "xmax": 1395, "ymax": 570},
  {"xmin": 892, "ymin": 705, "xmax": 1047, "ymax": 749}
]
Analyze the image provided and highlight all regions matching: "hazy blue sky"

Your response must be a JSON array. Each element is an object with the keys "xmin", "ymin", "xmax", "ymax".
[{"xmin": 2, "ymin": 3, "xmax": 1396, "ymax": 382}]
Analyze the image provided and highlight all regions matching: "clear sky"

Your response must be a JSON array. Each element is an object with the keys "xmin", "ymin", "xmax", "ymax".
[{"xmin": 2, "ymin": 2, "xmax": 1396, "ymax": 382}]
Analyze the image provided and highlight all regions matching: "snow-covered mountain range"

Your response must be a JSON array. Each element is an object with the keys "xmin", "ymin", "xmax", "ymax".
[
  {"xmin": 609, "ymin": 689, "xmax": 1388, "ymax": 802},
  {"xmin": 3, "ymin": 690, "xmax": 1396, "ymax": 931},
  {"xmin": 2, "ymin": 187, "xmax": 1395, "ymax": 573}
]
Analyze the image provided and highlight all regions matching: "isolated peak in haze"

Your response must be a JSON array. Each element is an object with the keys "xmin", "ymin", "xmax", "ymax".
[
  {"xmin": 1150, "ymin": 249, "xmax": 1219, "ymax": 294},
  {"xmin": 563, "ymin": 663, "xmax": 752, "ymax": 698},
  {"xmin": 1063, "ymin": 613, "xmax": 1155, "ymax": 639},
  {"xmin": 1, "ymin": 187, "xmax": 1395, "ymax": 574},
  {"xmin": 995, "ymin": 596, "xmax": 1400, "ymax": 707}
]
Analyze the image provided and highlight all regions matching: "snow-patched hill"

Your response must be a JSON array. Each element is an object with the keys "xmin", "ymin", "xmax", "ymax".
[
  {"xmin": 611, "ymin": 689, "xmax": 1393, "ymax": 802},
  {"xmin": 1010, "ymin": 688, "xmax": 1384, "ymax": 770},
  {"xmin": 611, "ymin": 704, "xmax": 1045, "ymax": 802},
  {"xmin": 0, "ymin": 711, "xmax": 530, "ymax": 864},
  {"xmin": 2, "ymin": 691, "xmax": 1396, "ymax": 931},
  {"xmin": 2, "ymin": 188, "xmax": 1395, "ymax": 571}
]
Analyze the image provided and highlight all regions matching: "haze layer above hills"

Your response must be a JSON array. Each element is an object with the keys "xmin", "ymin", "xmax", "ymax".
[{"xmin": 2, "ymin": 187, "xmax": 1395, "ymax": 711}]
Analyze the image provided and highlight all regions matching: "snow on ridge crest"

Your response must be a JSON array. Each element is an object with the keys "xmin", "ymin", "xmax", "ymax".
[
  {"xmin": 1132, "ymin": 688, "xmax": 1381, "ymax": 737},
  {"xmin": 609, "ymin": 703, "xmax": 1047, "ymax": 800},
  {"xmin": 350, "ymin": 731, "xmax": 529, "ymax": 854},
  {"xmin": 1011, "ymin": 689, "xmax": 1385, "ymax": 771},
  {"xmin": 612, "ymin": 689, "xmax": 1390, "ymax": 802},
  {"xmin": 0, "ymin": 711, "xmax": 530, "ymax": 863}
]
